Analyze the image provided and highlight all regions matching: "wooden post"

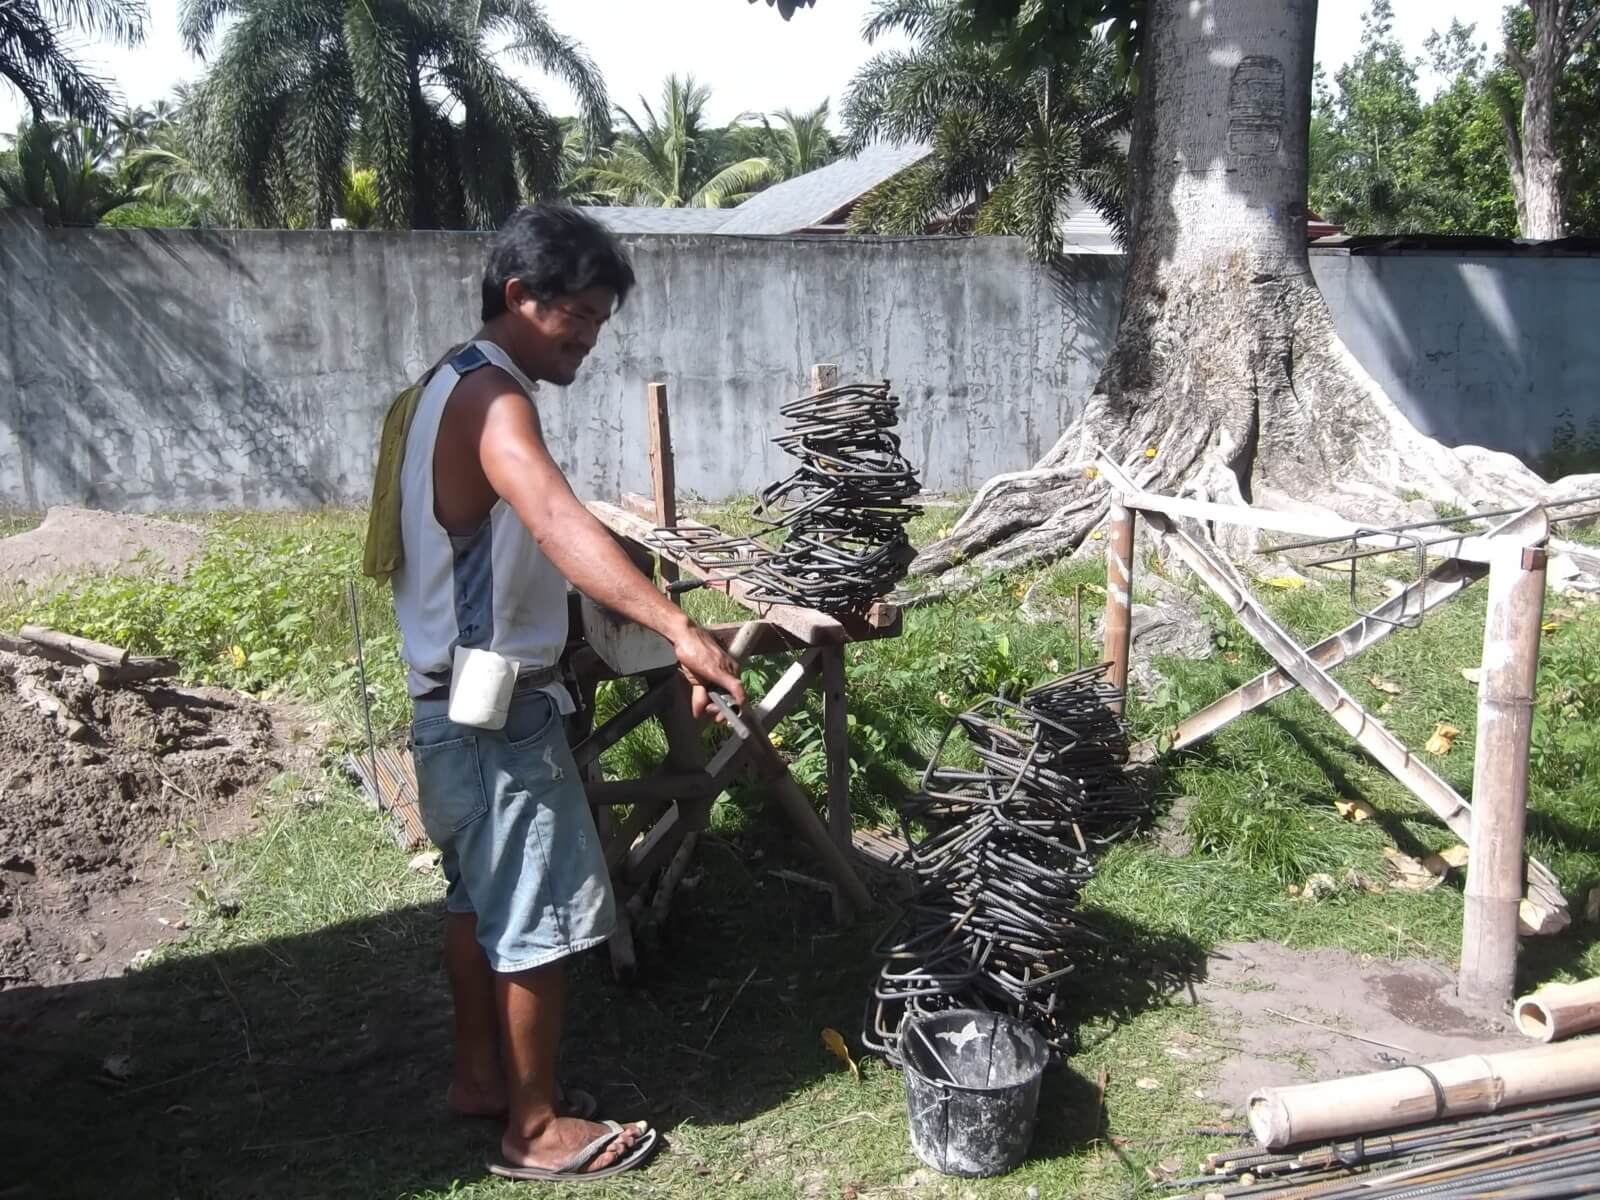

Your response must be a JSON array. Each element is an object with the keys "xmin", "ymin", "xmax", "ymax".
[
  {"xmin": 1461, "ymin": 507, "xmax": 1550, "ymax": 1010},
  {"xmin": 646, "ymin": 381, "xmax": 678, "ymax": 587},
  {"xmin": 810, "ymin": 363, "xmax": 839, "ymax": 395},
  {"xmin": 1103, "ymin": 498, "xmax": 1137, "ymax": 711},
  {"xmin": 820, "ymin": 645, "xmax": 853, "ymax": 923}
]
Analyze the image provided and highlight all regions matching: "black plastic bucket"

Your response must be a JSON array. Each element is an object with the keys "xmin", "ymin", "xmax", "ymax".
[{"xmin": 900, "ymin": 1009, "xmax": 1048, "ymax": 1178}]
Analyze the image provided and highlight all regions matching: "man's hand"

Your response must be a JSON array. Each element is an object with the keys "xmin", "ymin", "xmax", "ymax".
[{"xmin": 670, "ymin": 622, "xmax": 746, "ymax": 720}]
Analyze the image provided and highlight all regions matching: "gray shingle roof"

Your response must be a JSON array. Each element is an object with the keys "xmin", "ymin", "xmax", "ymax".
[
  {"xmin": 579, "ymin": 206, "xmax": 735, "ymax": 235},
  {"xmin": 715, "ymin": 141, "xmax": 932, "ymax": 235}
]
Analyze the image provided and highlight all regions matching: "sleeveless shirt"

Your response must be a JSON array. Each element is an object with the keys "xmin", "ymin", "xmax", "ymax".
[{"xmin": 391, "ymin": 340, "xmax": 571, "ymax": 705}]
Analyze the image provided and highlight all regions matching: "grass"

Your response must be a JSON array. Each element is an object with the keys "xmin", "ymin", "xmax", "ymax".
[{"xmin": 5, "ymin": 500, "xmax": 1600, "ymax": 1197}]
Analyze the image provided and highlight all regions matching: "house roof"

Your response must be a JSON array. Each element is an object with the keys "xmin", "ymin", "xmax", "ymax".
[
  {"xmin": 714, "ymin": 141, "xmax": 933, "ymax": 235},
  {"xmin": 580, "ymin": 206, "xmax": 735, "ymax": 235}
]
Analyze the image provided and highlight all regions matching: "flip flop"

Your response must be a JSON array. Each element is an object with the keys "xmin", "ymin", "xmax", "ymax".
[{"xmin": 487, "ymin": 1119, "xmax": 659, "ymax": 1183}]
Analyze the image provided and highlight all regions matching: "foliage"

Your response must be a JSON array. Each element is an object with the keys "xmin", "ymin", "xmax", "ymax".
[
  {"xmin": 180, "ymin": 0, "xmax": 608, "ymax": 230},
  {"xmin": 955, "ymin": 0, "xmax": 1141, "ymax": 81},
  {"xmin": 1310, "ymin": 5, "xmax": 1510, "ymax": 235},
  {"xmin": 116, "ymin": 88, "xmax": 236, "ymax": 226},
  {"xmin": 843, "ymin": 0, "xmax": 1131, "ymax": 258},
  {"xmin": 1493, "ymin": 0, "xmax": 1600, "ymax": 236},
  {"xmin": 340, "ymin": 166, "xmax": 379, "ymax": 228},
  {"xmin": 743, "ymin": 100, "xmax": 841, "ymax": 179},
  {"xmin": 580, "ymin": 74, "xmax": 781, "ymax": 208},
  {"xmin": 0, "ymin": 0, "xmax": 146, "ymax": 125},
  {"xmin": 0, "ymin": 119, "xmax": 132, "ymax": 225}
]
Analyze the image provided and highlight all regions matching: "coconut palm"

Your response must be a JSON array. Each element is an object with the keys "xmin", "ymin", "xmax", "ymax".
[
  {"xmin": 1, "ymin": 0, "xmax": 145, "ymax": 124},
  {"xmin": 842, "ymin": 0, "xmax": 1130, "ymax": 258},
  {"xmin": 758, "ymin": 100, "xmax": 841, "ymax": 178},
  {"xmin": 583, "ymin": 74, "xmax": 781, "ymax": 208},
  {"xmin": 181, "ymin": 0, "xmax": 608, "ymax": 229},
  {"xmin": 1, "ymin": 119, "xmax": 132, "ymax": 225}
]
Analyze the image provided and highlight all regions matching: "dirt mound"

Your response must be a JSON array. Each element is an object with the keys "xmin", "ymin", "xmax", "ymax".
[
  {"xmin": 0, "ymin": 507, "xmax": 203, "ymax": 590},
  {"xmin": 0, "ymin": 649, "xmax": 280, "ymax": 988}
]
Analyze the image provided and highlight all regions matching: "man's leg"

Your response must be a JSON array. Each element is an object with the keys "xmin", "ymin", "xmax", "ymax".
[
  {"xmin": 495, "ymin": 961, "xmax": 640, "ymax": 1172},
  {"xmin": 444, "ymin": 911, "xmax": 504, "ymax": 1116}
]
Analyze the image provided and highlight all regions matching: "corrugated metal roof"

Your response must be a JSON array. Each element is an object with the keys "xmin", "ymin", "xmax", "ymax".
[
  {"xmin": 579, "ymin": 206, "xmax": 735, "ymax": 234},
  {"xmin": 715, "ymin": 141, "xmax": 933, "ymax": 235},
  {"xmin": 1056, "ymin": 192, "xmax": 1121, "ymax": 254}
]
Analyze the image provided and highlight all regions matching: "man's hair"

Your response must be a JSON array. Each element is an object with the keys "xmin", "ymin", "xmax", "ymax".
[{"xmin": 481, "ymin": 203, "xmax": 636, "ymax": 321}]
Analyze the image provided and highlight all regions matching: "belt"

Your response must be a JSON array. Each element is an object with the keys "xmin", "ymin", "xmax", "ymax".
[{"xmin": 415, "ymin": 663, "xmax": 562, "ymax": 704}]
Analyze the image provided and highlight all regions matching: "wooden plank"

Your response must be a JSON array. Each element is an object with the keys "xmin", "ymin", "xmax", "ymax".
[
  {"xmin": 20, "ymin": 625, "xmax": 130, "ymax": 667},
  {"xmin": 588, "ymin": 500, "xmax": 865, "ymax": 645},
  {"xmin": 646, "ymin": 381, "xmax": 679, "ymax": 587},
  {"xmin": 1140, "ymin": 559, "xmax": 1487, "ymax": 758},
  {"xmin": 1462, "ymin": 511, "xmax": 1550, "ymax": 1008},
  {"xmin": 1103, "ymin": 499, "xmax": 1136, "ymax": 710},
  {"xmin": 811, "ymin": 363, "xmax": 839, "ymax": 393},
  {"xmin": 571, "ymin": 674, "xmax": 674, "ymax": 768},
  {"xmin": 704, "ymin": 649, "xmax": 823, "ymax": 779},
  {"xmin": 820, "ymin": 644, "xmax": 853, "ymax": 924}
]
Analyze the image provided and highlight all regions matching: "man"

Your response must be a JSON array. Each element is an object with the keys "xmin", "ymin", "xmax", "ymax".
[{"xmin": 389, "ymin": 203, "xmax": 745, "ymax": 1182}]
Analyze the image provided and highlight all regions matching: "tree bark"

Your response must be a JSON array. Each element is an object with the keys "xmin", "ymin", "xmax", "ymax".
[
  {"xmin": 1506, "ymin": 0, "xmax": 1583, "ymax": 240},
  {"xmin": 912, "ymin": 0, "xmax": 1555, "ymax": 588}
]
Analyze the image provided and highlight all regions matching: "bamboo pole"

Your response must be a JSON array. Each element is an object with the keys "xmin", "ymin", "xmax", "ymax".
[
  {"xmin": 1460, "ymin": 507, "xmax": 1550, "ymax": 1010},
  {"xmin": 1103, "ymin": 498, "xmax": 1136, "ymax": 712},
  {"xmin": 1516, "ymin": 978, "xmax": 1600, "ymax": 1043},
  {"xmin": 1248, "ymin": 1038, "xmax": 1600, "ymax": 1149}
]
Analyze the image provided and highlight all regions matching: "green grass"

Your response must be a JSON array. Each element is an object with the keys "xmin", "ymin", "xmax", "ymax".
[{"xmin": 7, "ymin": 504, "xmax": 1600, "ymax": 1197}]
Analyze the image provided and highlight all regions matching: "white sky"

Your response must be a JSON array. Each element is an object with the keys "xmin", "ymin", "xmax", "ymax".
[{"xmin": 1, "ymin": 0, "xmax": 1515, "ymax": 131}]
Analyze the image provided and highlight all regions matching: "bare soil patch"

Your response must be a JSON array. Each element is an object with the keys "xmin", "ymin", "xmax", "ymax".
[
  {"xmin": 1193, "ymin": 940, "xmax": 1525, "ymax": 1105},
  {"xmin": 0, "ymin": 649, "xmax": 301, "ymax": 990},
  {"xmin": 0, "ymin": 506, "xmax": 202, "ymax": 591}
]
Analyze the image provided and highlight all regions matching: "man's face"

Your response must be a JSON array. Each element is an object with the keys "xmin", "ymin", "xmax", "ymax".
[{"xmin": 505, "ymin": 282, "xmax": 615, "ymax": 386}]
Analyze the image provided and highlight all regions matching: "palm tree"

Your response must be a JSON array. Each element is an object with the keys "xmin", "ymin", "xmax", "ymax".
[
  {"xmin": 1, "ymin": 0, "xmax": 145, "ymax": 125},
  {"xmin": 116, "ymin": 86, "xmax": 235, "ymax": 225},
  {"xmin": 758, "ymin": 101, "xmax": 841, "ymax": 178},
  {"xmin": 181, "ymin": 0, "xmax": 609, "ymax": 229},
  {"xmin": 583, "ymin": 74, "xmax": 781, "ymax": 208},
  {"xmin": 1, "ymin": 119, "xmax": 132, "ymax": 225},
  {"xmin": 841, "ymin": 0, "xmax": 1130, "ymax": 258}
]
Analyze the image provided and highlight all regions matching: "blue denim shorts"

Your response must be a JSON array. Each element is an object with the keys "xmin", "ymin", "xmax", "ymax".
[{"xmin": 411, "ymin": 687, "xmax": 615, "ymax": 972}]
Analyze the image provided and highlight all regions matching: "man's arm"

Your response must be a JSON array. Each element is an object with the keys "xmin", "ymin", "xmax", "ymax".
[{"xmin": 474, "ymin": 376, "xmax": 745, "ymax": 714}]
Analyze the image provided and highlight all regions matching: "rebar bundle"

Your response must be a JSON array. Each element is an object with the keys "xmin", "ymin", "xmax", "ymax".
[
  {"xmin": 648, "ymin": 381, "xmax": 920, "ymax": 614},
  {"xmin": 1164, "ymin": 1094, "xmax": 1600, "ymax": 1200},
  {"xmin": 863, "ymin": 665, "xmax": 1144, "ymax": 1061}
]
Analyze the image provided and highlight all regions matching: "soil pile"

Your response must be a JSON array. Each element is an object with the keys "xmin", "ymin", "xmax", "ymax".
[
  {"xmin": 0, "ymin": 649, "xmax": 280, "ymax": 988},
  {"xmin": 0, "ymin": 507, "xmax": 203, "ymax": 590}
]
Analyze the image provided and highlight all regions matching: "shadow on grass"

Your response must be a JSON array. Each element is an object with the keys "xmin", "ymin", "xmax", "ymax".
[{"xmin": 1, "ymin": 806, "xmax": 1205, "ymax": 1200}]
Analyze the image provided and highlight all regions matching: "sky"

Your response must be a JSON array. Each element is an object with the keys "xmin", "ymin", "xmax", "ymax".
[{"xmin": 1, "ymin": 0, "xmax": 1517, "ymax": 130}]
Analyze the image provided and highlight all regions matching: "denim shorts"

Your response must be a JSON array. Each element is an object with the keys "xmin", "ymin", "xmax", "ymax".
[{"xmin": 411, "ymin": 687, "xmax": 615, "ymax": 972}]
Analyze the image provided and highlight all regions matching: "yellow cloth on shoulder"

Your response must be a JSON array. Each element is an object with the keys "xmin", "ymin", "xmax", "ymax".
[{"xmin": 361, "ymin": 347, "xmax": 463, "ymax": 582}]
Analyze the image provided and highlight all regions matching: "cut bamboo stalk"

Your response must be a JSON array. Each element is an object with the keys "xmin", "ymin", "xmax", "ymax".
[
  {"xmin": 1248, "ymin": 1038, "xmax": 1600, "ymax": 1148},
  {"xmin": 83, "ymin": 658, "xmax": 180, "ymax": 687},
  {"xmin": 1516, "ymin": 978, "xmax": 1600, "ymax": 1043},
  {"xmin": 1461, "ymin": 508, "xmax": 1550, "ymax": 1009}
]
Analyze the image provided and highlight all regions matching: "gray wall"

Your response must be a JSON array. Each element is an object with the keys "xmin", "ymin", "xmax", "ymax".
[
  {"xmin": 0, "ymin": 209, "xmax": 1118, "ymax": 509},
  {"xmin": 3, "ymin": 207, "xmax": 1597, "ymax": 512},
  {"xmin": 1311, "ymin": 248, "xmax": 1600, "ymax": 462}
]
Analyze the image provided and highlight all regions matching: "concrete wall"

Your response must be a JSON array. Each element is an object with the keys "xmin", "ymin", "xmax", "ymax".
[
  {"xmin": 0, "ymin": 209, "xmax": 1119, "ymax": 509},
  {"xmin": 1310, "ymin": 248, "xmax": 1600, "ymax": 462},
  {"xmin": 3, "ymin": 208, "xmax": 1597, "ymax": 512}
]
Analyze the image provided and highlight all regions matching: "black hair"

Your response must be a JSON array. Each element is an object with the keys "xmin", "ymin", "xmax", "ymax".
[{"xmin": 480, "ymin": 203, "xmax": 636, "ymax": 321}]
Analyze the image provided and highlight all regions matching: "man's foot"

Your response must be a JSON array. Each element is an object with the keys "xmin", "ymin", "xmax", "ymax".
[
  {"xmin": 500, "ymin": 1117, "xmax": 647, "ymax": 1176},
  {"xmin": 446, "ymin": 1075, "xmax": 508, "ymax": 1118}
]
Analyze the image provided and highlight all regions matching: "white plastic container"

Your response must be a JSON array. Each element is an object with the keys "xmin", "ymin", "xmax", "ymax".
[{"xmin": 447, "ymin": 646, "xmax": 518, "ymax": 730}]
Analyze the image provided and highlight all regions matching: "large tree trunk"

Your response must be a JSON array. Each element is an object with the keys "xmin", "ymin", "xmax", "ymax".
[
  {"xmin": 1503, "ymin": 0, "xmax": 1587, "ymax": 240},
  {"xmin": 912, "ymin": 0, "xmax": 1552, "ymax": 588}
]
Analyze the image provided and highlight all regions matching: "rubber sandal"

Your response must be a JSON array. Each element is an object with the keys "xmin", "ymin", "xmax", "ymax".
[{"xmin": 487, "ymin": 1120, "xmax": 659, "ymax": 1182}]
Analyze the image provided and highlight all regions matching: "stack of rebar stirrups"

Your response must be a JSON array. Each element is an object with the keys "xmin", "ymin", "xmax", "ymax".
[
  {"xmin": 647, "ymin": 379, "xmax": 921, "ymax": 615},
  {"xmin": 863, "ymin": 664, "xmax": 1148, "ymax": 1060}
]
